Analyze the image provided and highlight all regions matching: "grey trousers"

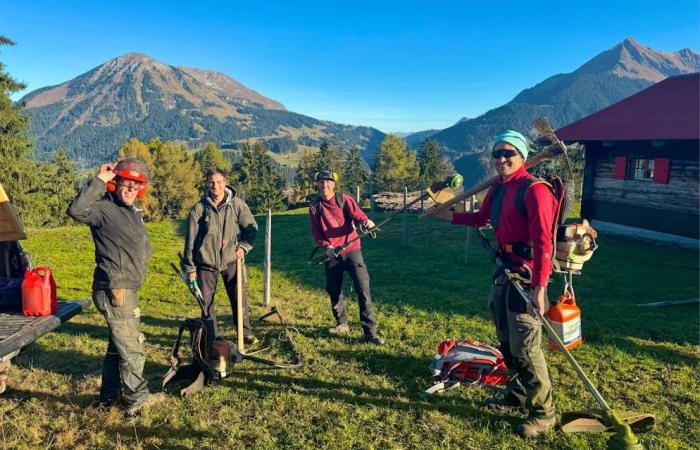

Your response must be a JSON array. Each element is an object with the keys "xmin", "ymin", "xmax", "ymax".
[{"xmin": 92, "ymin": 289, "xmax": 149, "ymax": 408}]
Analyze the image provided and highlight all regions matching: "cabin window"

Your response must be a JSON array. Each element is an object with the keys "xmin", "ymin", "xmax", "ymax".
[{"xmin": 631, "ymin": 158, "xmax": 654, "ymax": 181}]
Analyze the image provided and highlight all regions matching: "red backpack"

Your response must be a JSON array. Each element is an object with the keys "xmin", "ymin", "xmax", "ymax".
[{"xmin": 421, "ymin": 339, "xmax": 513, "ymax": 398}]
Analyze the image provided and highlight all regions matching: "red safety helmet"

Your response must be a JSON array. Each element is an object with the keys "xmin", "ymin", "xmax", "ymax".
[{"xmin": 106, "ymin": 158, "xmax": 150, "ymax": 198}]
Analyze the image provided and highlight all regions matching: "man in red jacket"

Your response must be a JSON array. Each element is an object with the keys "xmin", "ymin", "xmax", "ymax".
[
  {"xmin": 309, "ymin": 170, "xmax": 384, "ymax": 345},
  {"xmin": 427, "ymin": 130, "xmax": 557, "ymax": 439}
]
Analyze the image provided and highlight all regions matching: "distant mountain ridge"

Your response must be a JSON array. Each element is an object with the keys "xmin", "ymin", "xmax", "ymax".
[
  {"xmin": 428, "ymin": 37, "xmax": 700, "ymax": 186},
  {"xmin": 21, "ymin": 53, "xmax": 385, "ymax": 166}
]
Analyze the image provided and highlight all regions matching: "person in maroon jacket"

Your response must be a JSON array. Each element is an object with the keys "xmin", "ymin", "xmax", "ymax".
[
  {"xmin": 309, "ymin": 170, "xmax": 384, "ymax": 345},
  {"xmin": 427, "ymin": 130, "xmax": 557, "ymax": 439}
]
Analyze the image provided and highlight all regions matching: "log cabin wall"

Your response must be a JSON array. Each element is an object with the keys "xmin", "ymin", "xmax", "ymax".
[{"xmin": 581, "ymin": 139, "xmax": 699, "ymax": 238}]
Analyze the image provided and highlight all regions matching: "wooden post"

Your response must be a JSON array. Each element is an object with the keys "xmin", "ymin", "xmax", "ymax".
[
  {"xmin": 402, "ymin": 187, "xmax": 408, "ymax": 246},
  {"xmin": 263, "ymin": 209, "xmax": 271, "ymax": 307},
  {"xmin": 464, "ymin": 195, "xmax": 475, "ymax": 264},
  {"xmin": 236, "ymin": 256, "xmax": 244, "ymax": 353},
  {"xmin": 420, "ymin": 183, "xmax": 424, "ymax": 210}
]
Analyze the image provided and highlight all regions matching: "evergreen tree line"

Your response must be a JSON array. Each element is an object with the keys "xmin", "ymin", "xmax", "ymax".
[{"xmin": 293, "ymin": 134, "xmax": 454, "ymax": 205}]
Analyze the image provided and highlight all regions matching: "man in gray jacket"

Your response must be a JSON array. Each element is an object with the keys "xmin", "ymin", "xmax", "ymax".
[
  {"xmin": 68, "ymin": 159, "xmax": 156, "ymax": 415},
  {"xmin": 182, "ymin": 168, "xmax": 258, "ymax": 344}
]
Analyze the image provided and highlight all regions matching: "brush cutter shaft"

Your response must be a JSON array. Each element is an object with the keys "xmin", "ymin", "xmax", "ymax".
[
  {"xmin": 308, "ymin": 191, "xmax": 428, "ymax": 266},
  {"xmin": 507, "ymin": 274, "xmax": 621, "ymax": 416},
  {"xmin": 236, "ymin": 257, "xmax": 244, "ymax": 352}
]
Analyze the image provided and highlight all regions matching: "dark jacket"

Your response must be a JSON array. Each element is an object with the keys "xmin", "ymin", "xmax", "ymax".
[
  {"xmin": 182, "ymin": 186, "xmax": 258, "ymax": 274},
  {"xmin": 67, "ymin": 177, "xmax": 152, "ymax": 290}
]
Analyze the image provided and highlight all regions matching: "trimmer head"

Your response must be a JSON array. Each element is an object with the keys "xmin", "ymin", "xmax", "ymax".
[
  {"xmin": 561, "ymin": 409, "xmax": 655, "ymax": 433},
  {"xmin": 561, "ymin": 408, "xmax": 655, "ymax": 450}
]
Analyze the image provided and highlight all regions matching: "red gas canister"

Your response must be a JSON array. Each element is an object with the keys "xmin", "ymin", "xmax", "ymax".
[
  {"xmin": 22, "ymin": 267, "xmax": 57, "ymax": 317},
  {"xmin": 545, "ymin": 291, "xmax": 582, "ymax": 352}
]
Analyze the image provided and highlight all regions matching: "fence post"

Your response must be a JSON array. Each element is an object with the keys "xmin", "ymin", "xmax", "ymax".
[
  {"xmin": 464, "ymin": 195, "xmax": 475, "ymax": 264},
  {"xmin": 402, "ymin": 186, "xmax": 408, "ymax": 246},
  {"xmin": 420, "ymin": 182, "xmax": 424, "ymax": 210},
  {"xmin": 263, "ymin": 209, "xmax": 272, "ymax": 307}
]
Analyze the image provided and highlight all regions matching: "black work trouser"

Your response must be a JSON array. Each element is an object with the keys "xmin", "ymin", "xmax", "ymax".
[
  {"xmin": 324, "ymin": 249, "xmax": 377, "ymax": 335},
  {"xmin": 197, "ymin": 260, "xmax": 251, "ymax": 338}
]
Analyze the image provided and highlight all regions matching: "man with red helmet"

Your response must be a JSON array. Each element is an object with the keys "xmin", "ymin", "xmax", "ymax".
[{"xmin": 68, "ymin": 158, "xmax": 159, "ymax": 416}]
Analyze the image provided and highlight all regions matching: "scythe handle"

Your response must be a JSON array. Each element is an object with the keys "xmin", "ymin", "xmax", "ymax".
[{"xmin": 419, "ymin": 141, "xmax": 572, "ymax": 220}]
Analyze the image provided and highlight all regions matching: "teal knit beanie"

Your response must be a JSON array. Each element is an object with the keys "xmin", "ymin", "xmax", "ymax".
[{"xmin": 493, "ymin": 130, "xmax": 529, "ymax": 160}]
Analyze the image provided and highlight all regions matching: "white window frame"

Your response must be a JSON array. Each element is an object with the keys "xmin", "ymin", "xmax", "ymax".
[{"xmin": 631, "ymin": 158, "xmax": 654, "ymax": 181}]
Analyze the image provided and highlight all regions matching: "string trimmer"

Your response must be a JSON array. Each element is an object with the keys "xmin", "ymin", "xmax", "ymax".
[{"xmin": 476, "ymin": 229, "xmax": 654, "ymax": 450}]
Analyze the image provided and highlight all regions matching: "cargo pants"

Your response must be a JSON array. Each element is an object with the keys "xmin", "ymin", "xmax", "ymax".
[
  {"xmin": 325, "ymin": 249, "xmax": 378, "ymax": 336},
  {"xmin": 489, "ymin": 273, "xmax": 555, "ymax": 419},
  {"xmin": 92, "ymin": 289, "xmax": 149, "ymax": 409}
]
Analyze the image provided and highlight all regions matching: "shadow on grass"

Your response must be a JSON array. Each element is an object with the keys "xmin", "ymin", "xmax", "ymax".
[{"xmin": 222, "ymin": 370, "xmax": 522, "ymax": 430}]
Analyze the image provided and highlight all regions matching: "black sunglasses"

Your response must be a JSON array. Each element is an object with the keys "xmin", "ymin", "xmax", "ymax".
[{"xmin": 491, "ymin": 149, "xmax": 520, "ymax": 159}]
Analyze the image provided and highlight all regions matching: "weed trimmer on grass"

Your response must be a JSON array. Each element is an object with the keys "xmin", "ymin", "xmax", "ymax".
[{"xmin": 163, "ymin": 259, "xmax": 303, "ymax": 397}]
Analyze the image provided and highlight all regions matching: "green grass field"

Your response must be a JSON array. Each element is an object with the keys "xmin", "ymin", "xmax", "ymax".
[{"xmin": 1, "ymin": 209, "xmax": 698, "ymax": 449}]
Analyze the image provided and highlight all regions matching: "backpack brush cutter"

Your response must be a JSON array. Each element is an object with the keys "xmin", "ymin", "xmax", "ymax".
[
  {"xmin": 163, "ymin": 260, "xmax": 303, "ymax": 396},
  {"xmin": 308, "ymin": 174, "xmax": 464, "ymax": 266}
]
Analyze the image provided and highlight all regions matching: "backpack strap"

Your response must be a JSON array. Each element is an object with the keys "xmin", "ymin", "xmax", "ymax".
[{"xmin": 489, "ymin": 184, "xmax": 506, "ymax": 230}]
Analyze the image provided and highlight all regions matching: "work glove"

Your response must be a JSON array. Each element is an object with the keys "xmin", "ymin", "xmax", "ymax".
[
  {"xmin": 359, "ymin": 220, "xmax": 377, "ymax": 237},
  {"xmin": 325, "ymin": 247, "xmax": 338, "ymax": 259}
]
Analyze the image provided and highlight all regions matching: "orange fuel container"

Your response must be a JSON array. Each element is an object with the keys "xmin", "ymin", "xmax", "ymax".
[
  {"xmin": 22, "ymin": 267, "xmax": 57, "ymax": 317},
  {"xmin": 545, "ymin": 291, "xmax": 582, "ymax": 352}
]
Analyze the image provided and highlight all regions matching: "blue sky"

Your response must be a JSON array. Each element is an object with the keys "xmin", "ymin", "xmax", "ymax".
[{"xmin": 2, "ymin": 1, "xmax": 698, "ymax": 133}]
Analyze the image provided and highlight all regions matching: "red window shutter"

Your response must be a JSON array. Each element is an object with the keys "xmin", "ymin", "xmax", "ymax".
[
  {"xmin": 653, "ymin": 158, "xmax": 670, "ymax": 184},
  {"xmin": 613, "ymin": 156, "xmax": 627, "ymax": 180}
]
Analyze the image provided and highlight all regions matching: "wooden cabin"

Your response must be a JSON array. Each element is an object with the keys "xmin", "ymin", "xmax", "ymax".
[{"xmin": 556, "ymin": 73, "xmax": 699, "ymax": 245}]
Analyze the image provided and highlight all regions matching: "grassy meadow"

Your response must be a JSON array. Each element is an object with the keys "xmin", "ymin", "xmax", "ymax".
[{"xmin": 0, "ymin": 208, "xmax": 698, "ymax": 449}]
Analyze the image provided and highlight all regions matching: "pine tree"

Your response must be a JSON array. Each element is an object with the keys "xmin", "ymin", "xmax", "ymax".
[
  {"xmin": 314, "ymin": 137, "xmax": 343, "ymax": 175},
  {"xmin": 41, "ymin": 150, "xmax": 79, "ymax": 226},
  {"xmin": 292, "ymin": 147, "xmax": 317, "ymax": 205},
  {"xmin": 195, "ymin": 142, "xmax": 231, "ymax": 188},
  {"xmin": 341, "ymin": 146, "xmax": 369, "ymax": 198},
  {"xmin": 0, "ymin": 36, "xmax": 40, "ymax": 222},
  {"xmin": 239, "ymin": 141, "xmax": 286, "ymax": 213},
  {"xmin": 372, "ymin": 134, "xmax": 419, "ymax": 191},
  {"xmin": 418, "ymin": 138, "xmax": 453, "ymax": 188},
  {"xmin": 148, "ymin": 141, "xmax": 200, "ymax": 220}
]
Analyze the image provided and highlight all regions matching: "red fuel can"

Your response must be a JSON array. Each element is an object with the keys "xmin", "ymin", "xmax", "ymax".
[
  {"xmin": 22, "ymin": 267, "xmax": 57, "ymax": 317},
  {"xmin": 545, "ymin": 291, "xmax": 582, "ymax": 352}
]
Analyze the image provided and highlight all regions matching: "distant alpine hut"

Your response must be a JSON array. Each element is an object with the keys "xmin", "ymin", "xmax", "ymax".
[{"xmin": 556, "ymin": 73, "xmax": 699, "ymax": 246}]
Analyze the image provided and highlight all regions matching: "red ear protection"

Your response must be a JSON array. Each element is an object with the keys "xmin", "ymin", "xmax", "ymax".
[{"xmin": 105, "ymin": 159, "xmax": 149, "ymax": 198}]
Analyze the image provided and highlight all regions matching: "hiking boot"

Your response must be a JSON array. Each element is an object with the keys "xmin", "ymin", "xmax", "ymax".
[
  {"xmin": 91, "ymin": 395, "xmax": 122, "ymax": 409},
  {"xmin": 485, "ymin": 393, "xmax": 525, "ymax": 414},
  {"xmin": 363, "ymin": 333, "xmax": 385, "ymax": 345},
  {"xmin": 328, "ymin": 323, "xmax": 351, "ymax": 335},
  {"xmin": 517, "ymin": 415, "xmax": 556, "ymax": 439},
  {"xmin": 125, "ymin": 392, "xmax": 167, "ymax": 417},
  {"xmin": 244, "ymin": 335, "xmax": 259, "ymax": 346}
]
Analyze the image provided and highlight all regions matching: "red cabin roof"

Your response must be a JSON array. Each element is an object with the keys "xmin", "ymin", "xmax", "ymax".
[{"xmin": 556, "ymin": 73, "xmax": 700, "ymax": 141}]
